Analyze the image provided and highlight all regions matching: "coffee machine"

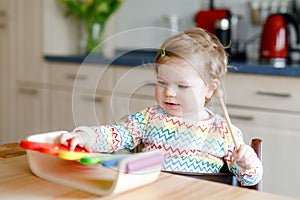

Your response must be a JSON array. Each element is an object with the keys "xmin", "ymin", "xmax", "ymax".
[
  {"xmin": 259, "ymin": 13, "xmax": 300, "ymax": 67},
  {"xmin": 194, "ymin": 0, "xmax": 231, "ymax": 48},
  {"xmin": 194, "ymin": 1, "xmax": 245, "ymax": 57}
]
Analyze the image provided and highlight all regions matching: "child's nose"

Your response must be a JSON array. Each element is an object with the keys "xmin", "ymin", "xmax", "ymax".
[{"xmin": 165, "ymin": 86, "xmax": 176, "ymax": 97}]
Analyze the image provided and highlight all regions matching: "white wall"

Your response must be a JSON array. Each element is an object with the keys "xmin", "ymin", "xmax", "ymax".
[
  {"xmin": 114, "ymin": 0, "xmax": 203, "ymax": 49},
  {"xmin": 44, "ymin": 0, "xmax": 80, "ymax": 55}
]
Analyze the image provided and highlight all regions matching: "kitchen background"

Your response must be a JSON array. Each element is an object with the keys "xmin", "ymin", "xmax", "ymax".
[
  {"xmin": 44, "ymin": 0, "xmax": 300, "ymax": 61},
  {"xmin": 1, "ymin": 0, "xmax": 300, "ymax": 199}
]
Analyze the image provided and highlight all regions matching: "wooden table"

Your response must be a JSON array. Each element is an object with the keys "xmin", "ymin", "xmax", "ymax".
[{"xmin": 0, "ymin": 143, "xmax": 297, "ymax": 200}]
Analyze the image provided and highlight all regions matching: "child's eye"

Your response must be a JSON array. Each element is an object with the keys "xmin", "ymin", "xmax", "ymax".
[
  {"xmin": 178, "ymin": 85, "xmax": 190, "ymax": 89},
  {"xmin": 158, "ymin": 81, "xmax": 167, "ymax": 86}
]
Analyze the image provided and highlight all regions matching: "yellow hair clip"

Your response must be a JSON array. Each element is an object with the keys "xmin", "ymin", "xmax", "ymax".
[{"xmin": 161, "ymin": 49, "xmax": 166, "ymax": 58}]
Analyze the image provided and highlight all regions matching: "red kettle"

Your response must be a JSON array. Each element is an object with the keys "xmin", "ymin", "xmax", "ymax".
[{"xmin": 259, "ymin": 13, "xmax": 300, "ymax": 67}]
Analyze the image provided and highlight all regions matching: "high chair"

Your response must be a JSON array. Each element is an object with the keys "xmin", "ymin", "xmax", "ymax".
[{"xmin": 133, "ymin": 138, "xmax": 262, "ymax": 191}]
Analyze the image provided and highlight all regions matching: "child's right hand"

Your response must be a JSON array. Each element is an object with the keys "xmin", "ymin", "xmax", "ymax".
[{"xmin": 59, "ymin": 131, "xmax": 90, "ymax": 151}]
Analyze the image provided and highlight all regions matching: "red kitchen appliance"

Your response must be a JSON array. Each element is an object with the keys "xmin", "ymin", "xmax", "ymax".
[
  {"xmin": 195, "ymin": 9, "xmax": 230, "ymax": 34},
  {"xmin": 259, "ymin": 13, "xmax": 300, "ymax": 67},
  {"xmin": 195, "ymin": 0, "xmax": 231, "ymax": 49}
]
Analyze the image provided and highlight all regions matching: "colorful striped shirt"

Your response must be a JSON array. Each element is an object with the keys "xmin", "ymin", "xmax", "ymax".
[{"xmin": 74, "ymin": 105, "xmax": 263, "ymax": 186}]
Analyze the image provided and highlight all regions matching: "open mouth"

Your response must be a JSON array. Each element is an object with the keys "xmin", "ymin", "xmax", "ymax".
[{"xmin": 164, "ymin": 102, "xmax": 180, "ymax": 107}]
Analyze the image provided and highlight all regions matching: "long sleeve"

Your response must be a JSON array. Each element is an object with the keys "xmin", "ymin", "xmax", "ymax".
[
  {"xmin": 223, "ymin": 124, "xmax": 263, "ymax": 186},
  {"xmin": 71, "ymin": 105, "xmax": 263, "ymax": 186},
  {"xmin": 73, "ymin": 107, "xmax": 150, "ymax": 152}
]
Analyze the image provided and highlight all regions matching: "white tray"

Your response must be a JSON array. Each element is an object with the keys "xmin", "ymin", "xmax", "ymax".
[{"xmin": 24, "ymin": 131, "xmax": 163, "ymax": 196}]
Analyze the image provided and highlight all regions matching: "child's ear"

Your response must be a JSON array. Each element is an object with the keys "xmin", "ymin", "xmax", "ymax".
[{"xmin": 206, "ymin": 79, "xmax": 219, "ymax": 99}]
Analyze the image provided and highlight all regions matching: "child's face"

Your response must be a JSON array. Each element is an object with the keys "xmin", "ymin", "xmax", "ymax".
[{"xmin": 155, "ymin": 58, "xmax": 213, "ymax": 120}]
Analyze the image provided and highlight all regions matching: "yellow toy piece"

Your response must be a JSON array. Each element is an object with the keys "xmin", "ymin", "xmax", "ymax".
[{"xmin": 58, "ymin": 150, "xmax": 87, "ymax": 160}]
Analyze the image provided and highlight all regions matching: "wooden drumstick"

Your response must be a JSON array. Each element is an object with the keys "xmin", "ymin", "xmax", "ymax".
[{"xmin": 215, "ymin": 89, "xmax": 239, "ymax": 149}]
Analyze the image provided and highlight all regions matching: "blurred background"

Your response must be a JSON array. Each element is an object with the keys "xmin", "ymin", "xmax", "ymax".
[
  {"xmin": 44, "ymin": 0, "xmax": 300, "ymax": 62},
  {"xmin": 0, "ymin": 0, "xmax": 300, "ymax": 198}
]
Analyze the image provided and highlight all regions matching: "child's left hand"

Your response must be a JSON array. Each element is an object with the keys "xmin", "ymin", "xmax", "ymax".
[{"xmin": 233, "ymin": 144, "xmax": 261, "ymax": 169}]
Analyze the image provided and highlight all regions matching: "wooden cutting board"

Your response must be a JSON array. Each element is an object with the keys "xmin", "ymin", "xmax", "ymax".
[{"xmin": 0, "ymin": 142, "xmax": 26, "ymax": 158}]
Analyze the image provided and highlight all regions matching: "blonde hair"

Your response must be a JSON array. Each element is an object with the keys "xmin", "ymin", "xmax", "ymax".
[{"xmin": 155, "ymin": 28, "xmax": 228, "ymax": 85}]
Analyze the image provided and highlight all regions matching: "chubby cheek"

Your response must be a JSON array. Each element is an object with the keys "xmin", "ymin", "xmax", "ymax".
[
  {"xmin": 181, "ymin": 89, "xmax": 205, "ymax": 109},
  {"xmin": 155, "ymin": 85, "xmax": 163, "ymax": 105}
]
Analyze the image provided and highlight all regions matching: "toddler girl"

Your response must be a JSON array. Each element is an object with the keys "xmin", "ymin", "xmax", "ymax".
[{"xmin": 60, "ymin": 28, "xmax": 263, "ymax": 186}]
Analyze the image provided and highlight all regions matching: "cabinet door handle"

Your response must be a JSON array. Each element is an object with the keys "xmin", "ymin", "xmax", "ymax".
[
  {"xmin": 256, "ymin": 90, "xmax": 291, "ymax": 98},
  {"xmin": 82, "ymin": 96, "xmax": 103, "ymax": 102},
  {"xmin": 229, "ymin": 114, "xmax": 254, "ymax": 121},
  {"xmin": 65, "ymin": 74, "xmax": 87, "ymax": 80},
  {"xmin": 19, "ymin": 88, "xmax": 38, "ymax": 95},
  {"xmin": 94, "ymin": 96, "xmax": 103, "ymax": 102}
]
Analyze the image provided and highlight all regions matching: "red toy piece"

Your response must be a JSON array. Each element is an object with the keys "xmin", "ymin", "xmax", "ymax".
[{"xmin": 20, "ymin": 140, "xmax": 88, "ymax": 155}]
